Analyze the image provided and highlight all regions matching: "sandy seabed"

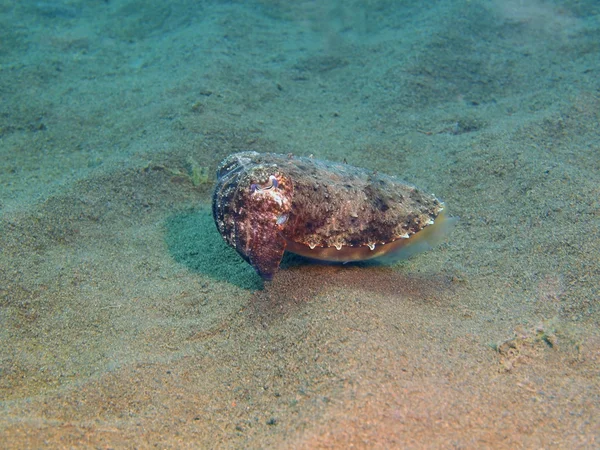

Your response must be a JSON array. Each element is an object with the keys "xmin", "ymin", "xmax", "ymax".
[{"xmin": 1, "ymin": 1, "xmax": 599, "ymax": 448}]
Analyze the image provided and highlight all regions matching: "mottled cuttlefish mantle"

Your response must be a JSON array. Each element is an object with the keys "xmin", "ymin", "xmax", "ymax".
[{"xmin": 212, "ymin": 151, "xmax": 456, "ymax": 280}]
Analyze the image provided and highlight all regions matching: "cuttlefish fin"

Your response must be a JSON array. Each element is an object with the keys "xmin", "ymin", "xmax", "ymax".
[{"xmin": 378, "ymin": 211, "xmax": 458, "ymax": 264}]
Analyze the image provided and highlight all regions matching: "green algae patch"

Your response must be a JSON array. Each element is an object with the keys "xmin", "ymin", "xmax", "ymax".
[{"xmin": 187, "ymin": 157, "xmax": 211, "ymax": 186}]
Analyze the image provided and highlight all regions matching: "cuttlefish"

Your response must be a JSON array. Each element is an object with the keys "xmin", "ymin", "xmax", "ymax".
[{"xmin": 212, "ymin": 151, "xmax": 456, "ymax": 280}]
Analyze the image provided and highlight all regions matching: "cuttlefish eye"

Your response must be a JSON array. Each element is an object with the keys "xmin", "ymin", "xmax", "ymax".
[{"xmin": 250, "ymin": 175, "xmax": 278, "ymax": 192}]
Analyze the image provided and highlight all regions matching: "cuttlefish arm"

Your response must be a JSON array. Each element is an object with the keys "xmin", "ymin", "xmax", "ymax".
[{"xmin": 236, "ymin": 222, "xmax": 287, "ymax": 280}]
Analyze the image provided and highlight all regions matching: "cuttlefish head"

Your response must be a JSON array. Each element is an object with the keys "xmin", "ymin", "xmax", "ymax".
[{"xmin": 213, "ymin": 155, "xmax": 293, "ymax": 280}]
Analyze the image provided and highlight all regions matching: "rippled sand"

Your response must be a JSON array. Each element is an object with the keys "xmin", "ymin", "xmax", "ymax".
[{"xmin": 1, "ymin": 1, "xmax": 599, "ymax": 447}]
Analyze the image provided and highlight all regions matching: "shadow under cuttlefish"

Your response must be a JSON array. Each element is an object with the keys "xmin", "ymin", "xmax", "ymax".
[{"xmin": 164, "ymin": 209, "xmax": 457, "ymax": 304}]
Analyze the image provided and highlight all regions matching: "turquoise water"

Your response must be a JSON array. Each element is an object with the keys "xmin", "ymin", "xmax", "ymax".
[{"xmin": 1, "ymin": 1, "xmax": 599, "ymax": 447}]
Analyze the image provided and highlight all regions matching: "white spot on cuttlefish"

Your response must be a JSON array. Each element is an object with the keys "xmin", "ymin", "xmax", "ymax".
[{"xmin": 367, "ymin": 243, "xmax": 375, "ymax": 250}]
